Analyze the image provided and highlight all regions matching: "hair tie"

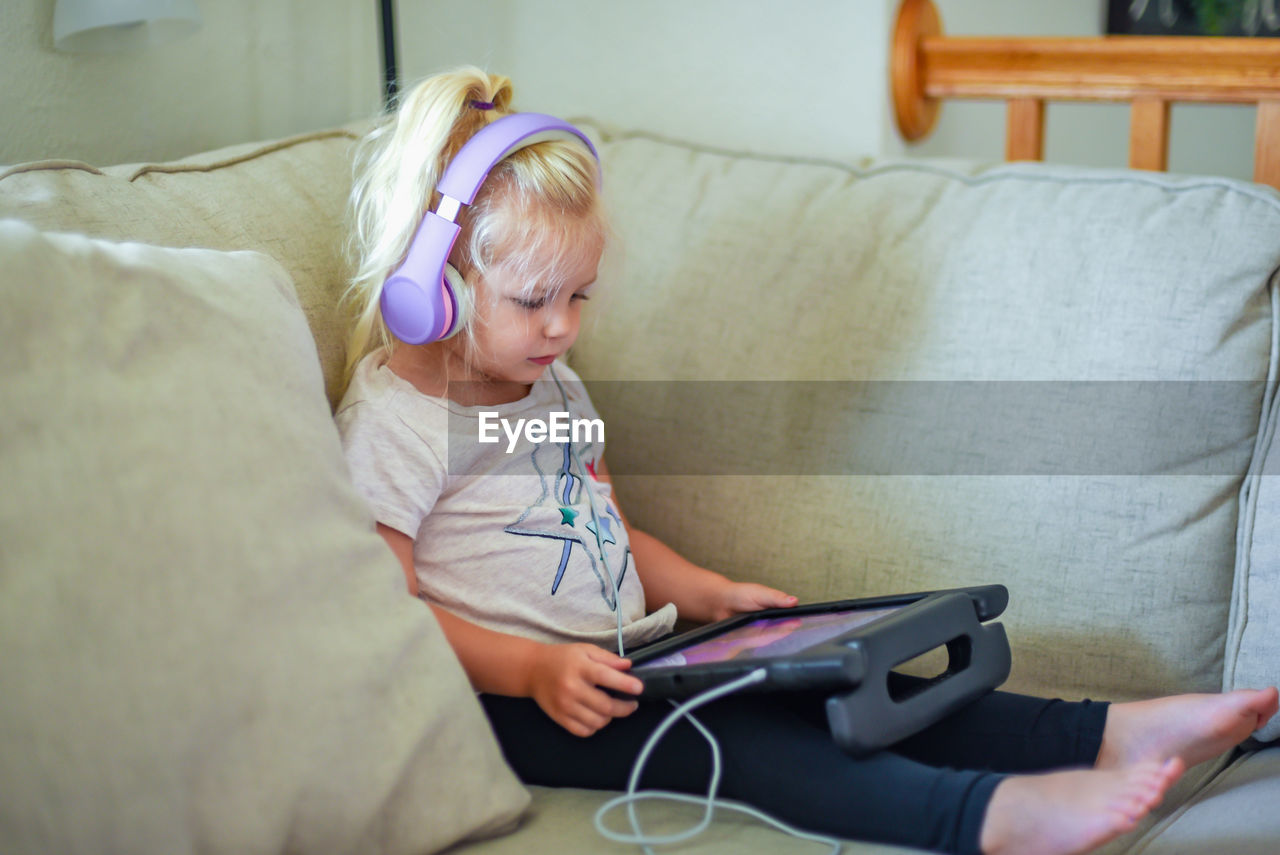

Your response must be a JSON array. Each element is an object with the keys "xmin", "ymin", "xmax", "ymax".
[{"xmin": 469, "ymin": 100, "xmax": 495, "ymax": 111}]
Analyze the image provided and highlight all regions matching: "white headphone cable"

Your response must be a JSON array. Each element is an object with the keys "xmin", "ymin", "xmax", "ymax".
[
  {"xmin": 548, "ymin": 365, "xmax": 841, "ymax": 854},
  {"xmin": 549, "ymin": 365, "xmax": 626, "ymax": 655}
]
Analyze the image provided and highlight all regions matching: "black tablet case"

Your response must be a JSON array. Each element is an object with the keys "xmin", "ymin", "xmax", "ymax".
[{"xmin": 629, "ymin": 585, "xmax": 1013, "ymax": 756}]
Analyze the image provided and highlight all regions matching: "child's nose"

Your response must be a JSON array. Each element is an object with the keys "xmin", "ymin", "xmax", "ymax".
[{"xmin": 543, "ymin": 304, "xmax": 576, "ymax": 339}]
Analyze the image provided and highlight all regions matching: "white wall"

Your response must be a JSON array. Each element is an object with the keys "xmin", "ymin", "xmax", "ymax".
[
  {"xmin": 396, "ymin": 0, "xmax": 898, "ymax": 163},
  {"xmin": 0, "ymin": 0, "xmax": 1258, "ymax": 182},
  {"xmin": 0, "ymin": 0, "xmax": 380, "ymax": 166},
  {"xmin": 395, "ymin": 0, "xmax": 1255, "ymax": 179}
]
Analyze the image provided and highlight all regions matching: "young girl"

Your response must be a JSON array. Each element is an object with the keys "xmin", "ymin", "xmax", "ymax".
[{"xmin": 335, "ymin": 67, "xmax": 1278, "ymax": 855}]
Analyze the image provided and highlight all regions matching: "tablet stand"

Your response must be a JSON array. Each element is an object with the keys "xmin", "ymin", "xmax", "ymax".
[{"xmin": 824, "ymin": 590, "xmax": 1011, "ymax": 756}]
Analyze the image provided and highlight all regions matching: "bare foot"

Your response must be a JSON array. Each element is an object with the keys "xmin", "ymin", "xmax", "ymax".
[
  {"xmin": 1096, "ymin": 687, "xmax": 1279, "ymax": 771},
  {"xmin": 980, "ymin": 759, "xmax": 1184, "ymax": 855}
]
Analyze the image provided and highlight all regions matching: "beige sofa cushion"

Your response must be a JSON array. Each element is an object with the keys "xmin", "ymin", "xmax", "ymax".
[
  {"xmin": 1227, "ymin": 378, "xmax": 1280, "ymax": 742},
  {"xmin": 0, "ymin": 127, "xmax": 365, "ymax": 408},
  {"xmin": 0, "ymin": 221, "xmax": 528, "ymax": 854},
  {"xmin": 573, "ymin": 128, "xmax": 1280, "ymax": 709},
  {"xmin": 1124, "ymin": 748, "xmax": 1280, "ymax": 854},
  {"xmin": 457, "ymin": 786, "xmax": 913, "ymax": 855}
]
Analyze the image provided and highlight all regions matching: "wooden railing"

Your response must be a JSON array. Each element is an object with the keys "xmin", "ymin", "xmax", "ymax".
[{"xmin": 891, "ymin": 0, "xmax": 1280, "ymax": 189}]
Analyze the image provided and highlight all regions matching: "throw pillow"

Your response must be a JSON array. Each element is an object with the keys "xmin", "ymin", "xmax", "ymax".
[{"xmin": 0, "ymin": 220, "xmax": 529, "ymax": 854}]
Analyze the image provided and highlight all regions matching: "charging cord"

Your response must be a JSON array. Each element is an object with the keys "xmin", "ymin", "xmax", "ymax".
[
  {"xmin": 593, "ymin": 670, "xmax": 843, "ymax": 855},
  {"xmin": 549, "ymin": 365, "xmax": 841, "ymax": 854}
]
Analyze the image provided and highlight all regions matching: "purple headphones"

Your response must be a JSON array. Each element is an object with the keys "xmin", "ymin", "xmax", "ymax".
[{"xmin": 380, "ymin": 113, "xmax": 601, "ymax": 345}]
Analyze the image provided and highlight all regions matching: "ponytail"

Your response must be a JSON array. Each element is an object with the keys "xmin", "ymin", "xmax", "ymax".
[{"xmin": 340, "ymin": 66, "xmax": 604, "ymax": 392}]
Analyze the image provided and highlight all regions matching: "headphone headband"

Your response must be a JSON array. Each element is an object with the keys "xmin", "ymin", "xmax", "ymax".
[
  {"xmin": 438, "ymin": 113, "xmax": 599, "ymax": 206},
  {"xmin": 380, "ymin": 113, "xmax": 600, "ymax": 345}
]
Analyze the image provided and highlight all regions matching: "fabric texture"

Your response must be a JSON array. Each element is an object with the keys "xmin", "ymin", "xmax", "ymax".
[
  {"xmin": 335, "ymin": 348, "xmax": 676, "ymax": 648},
  {"xmin": 459, "ymin": 787, "xmax": 917, "ymax": 855},
  {"xmin": 1226, "ymin": 277, "xmax": 1280, "ymax": 741},
  {"xmin": 571, "ymin": 128, "xmax": 1280, "ymax": 713},
  {"xmin": 1125, "ymin": 747, "xmax": 1280, "ymax": 854},
  {"xmin": 0, "ymin": 125, "xmax": 370, "ymax": 407},
  {"xmin": 0, "ymin": 220, "xmax": 528, "ymax": 855}
]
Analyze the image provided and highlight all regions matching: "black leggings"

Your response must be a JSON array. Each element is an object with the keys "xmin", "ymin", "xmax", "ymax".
[{"xmin": 481, "ymin": 679, "xmax": 1108, "ymax": 855}]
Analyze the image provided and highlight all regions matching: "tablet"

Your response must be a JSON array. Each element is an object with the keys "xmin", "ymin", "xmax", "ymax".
[
  {"xmin": 635, "ymin": 603, "xmax": 906, "ymax": 671},
  {"xmin": 629, "ymin": 585, "xmax": 1012, "ymax": 754},
  {"xmin": 630, "ymin": 585, "xmax": 1008, "ymax": 693}
]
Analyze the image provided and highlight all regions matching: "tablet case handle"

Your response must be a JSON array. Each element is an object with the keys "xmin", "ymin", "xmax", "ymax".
[{"xmin": 824, "ymin": 591, "xmax": 1012, "ymax": 756}]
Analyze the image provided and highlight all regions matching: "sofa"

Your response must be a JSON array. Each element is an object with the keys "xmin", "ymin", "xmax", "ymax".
[{"xmin": 2, "ymin": 117, "xmax": 1278, "ymax": 855}]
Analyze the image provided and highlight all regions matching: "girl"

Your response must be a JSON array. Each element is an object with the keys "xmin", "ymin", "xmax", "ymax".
[{"xmin": 335, "ymin": 67, "xmax": 1277, "ymax": 855}]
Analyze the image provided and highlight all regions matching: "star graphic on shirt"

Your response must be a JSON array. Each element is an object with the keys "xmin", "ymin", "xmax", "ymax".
[
  {"xmin": 503, "ymin": 441, "xmax": 628, "ymax": 605},
  {"xmin": 585, "ymin": 512, "xmax": 616, "ymax": 545}
]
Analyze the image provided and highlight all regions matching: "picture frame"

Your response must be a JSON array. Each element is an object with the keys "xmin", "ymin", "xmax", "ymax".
[{"xmin": 1105, "ymin": 0, "xmax": 1280, "ymax": 36}]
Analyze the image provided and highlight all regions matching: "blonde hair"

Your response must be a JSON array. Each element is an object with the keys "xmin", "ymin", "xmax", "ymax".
[{"xmin": 341, "ymin": 66, "xmax": 604, "ymax": 386}]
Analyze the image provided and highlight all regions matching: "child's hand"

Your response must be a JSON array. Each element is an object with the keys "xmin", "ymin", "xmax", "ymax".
[
  {"xmin": 527, "ymin": 643, "xmax": 644, "ymax": 738},
  {"xmin": 708, "ymin": 582, "xmax": 798, "ymax": 622}
]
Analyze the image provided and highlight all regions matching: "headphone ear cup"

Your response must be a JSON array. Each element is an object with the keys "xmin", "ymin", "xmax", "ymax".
[{"xmin": 439, "ymin": 263, "xmax": 471, "ymax": 340}]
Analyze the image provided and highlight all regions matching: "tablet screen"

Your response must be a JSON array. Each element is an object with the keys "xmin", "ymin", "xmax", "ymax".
[{"xmin": 635, "ymin": 606, "xmax": 902, "ymax": 669}]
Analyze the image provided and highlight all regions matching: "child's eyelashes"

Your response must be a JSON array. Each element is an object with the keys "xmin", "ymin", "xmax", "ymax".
[{"xmin": 509, "ymin": 290, "xmax": 592, "ymax": 311}]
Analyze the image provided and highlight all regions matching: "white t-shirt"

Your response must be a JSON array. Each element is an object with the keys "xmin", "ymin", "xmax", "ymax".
[{"xmin": 335, "ymin": 348, "xmax": 676, "ymax": 649}]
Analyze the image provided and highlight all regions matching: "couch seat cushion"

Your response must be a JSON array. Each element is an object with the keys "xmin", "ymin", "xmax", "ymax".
[
  {"xmin": 1125, "ymin": 746, "xmax": 1280, "ymax": 854},
  {"xmin": 460, "ymin": 786, "xmax": 915, "ymax": 855}
]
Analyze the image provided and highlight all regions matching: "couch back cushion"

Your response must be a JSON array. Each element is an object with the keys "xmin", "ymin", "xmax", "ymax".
[
  {"xmin": 6, "ymin": 121, "xmax": 1278, "ymax": 713},
  {"xmin": 0, "ymin": 128, "xmax": 361, "ymax": 407},
  {"xmin": 574, "ymin": 129, "xmax": 1280, "ymax": 705}
]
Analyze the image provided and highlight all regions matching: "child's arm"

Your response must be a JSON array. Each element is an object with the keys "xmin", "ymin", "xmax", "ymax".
[
  {"xmin": 628, "ymin": 528, "xmax": 796, "ymax": 622},
  {"xmin": 377, "ymin": 523, "xmax": 643, "ymax": 737},
  {"xmin": 592, "ymin": 460, "xmax": 797, "ymax": 624}
]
